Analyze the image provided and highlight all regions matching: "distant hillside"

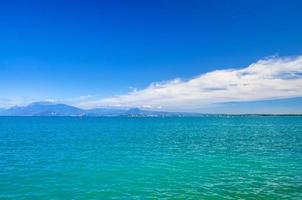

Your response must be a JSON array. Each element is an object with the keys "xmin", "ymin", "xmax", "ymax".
[
  {"xmin": 85, "ymin": 108, "xmax": 127, "ymax": 116},
  {"xmin": 86, "ymin": 107, "xmax": 203, "ymax": 117},
  {"xmin": 0, "ymin": 102, "xmax": 85, "ymax": 116},
  {"xmin": 0, "ymin": 102, "xmax": 202, "ymax": 117}
]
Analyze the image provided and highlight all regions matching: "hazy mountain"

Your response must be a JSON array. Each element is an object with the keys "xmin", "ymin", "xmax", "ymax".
[
  {"xmin": 0, "ymin": 102, "xmax": 203, "ymax": 117},
  {"xmin": 87, "ymin": 107, "xmax": 184, "ymax": 117},
  {"xmin": 124, "ymin": 108, "xmax": 170, "ymax": 116},
  {"xmin": 85, "ymin": 108, "xmax": 127, "ymax": 116},
  {"xmin": 0, "ymin": 102, "xmax": 85, "ymax": 116}
]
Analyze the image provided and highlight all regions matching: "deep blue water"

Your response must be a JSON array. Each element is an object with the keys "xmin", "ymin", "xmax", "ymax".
[{"xmin": 0, "ymin": 116, "xmax": 302, "ymax": 199}]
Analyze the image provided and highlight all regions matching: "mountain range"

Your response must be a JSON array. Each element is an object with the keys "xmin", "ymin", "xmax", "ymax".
[{"xmin": 0, "ymin": 102, "xmax": 201, "ymax": 117}]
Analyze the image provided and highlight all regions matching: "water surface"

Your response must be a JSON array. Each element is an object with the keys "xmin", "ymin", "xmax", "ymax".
[{"xmin": 0, "ymin": 116, "xmax": 301, "ymax": 199}]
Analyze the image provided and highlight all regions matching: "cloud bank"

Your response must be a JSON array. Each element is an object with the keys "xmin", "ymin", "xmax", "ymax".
[{"xmin": 81, "ymin": 55, "xmax": 302, "ymax": 111}]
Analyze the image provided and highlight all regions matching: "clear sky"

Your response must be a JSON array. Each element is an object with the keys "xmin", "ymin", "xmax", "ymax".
[{"xmin": 1, "ymin": 0, "xmax": 302, "ymax": 113}]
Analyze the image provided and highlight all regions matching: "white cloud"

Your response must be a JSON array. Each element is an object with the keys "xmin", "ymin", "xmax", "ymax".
[
  {"xmin": 80, "ymin": 55, "xmax": 302, "ymax": 111},
  {"xmin": 0, "ymin": 97, "xmax": 36, "ymax": 108}
]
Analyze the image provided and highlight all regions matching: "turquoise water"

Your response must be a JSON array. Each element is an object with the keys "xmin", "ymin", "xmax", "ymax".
[{"xmin": 0, "ymin": 116, "xmax": 302, "ymax": 199}]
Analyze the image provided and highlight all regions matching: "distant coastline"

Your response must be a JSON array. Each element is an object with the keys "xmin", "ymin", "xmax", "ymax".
[{"xmin": 0, "ymin": 102, "xmax": 301, "ymax": 117}]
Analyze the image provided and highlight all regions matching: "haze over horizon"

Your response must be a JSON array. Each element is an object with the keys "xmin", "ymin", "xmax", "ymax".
[{"xmin": 1, "ymin": 0, "xmax": 302, "ymax": 113}]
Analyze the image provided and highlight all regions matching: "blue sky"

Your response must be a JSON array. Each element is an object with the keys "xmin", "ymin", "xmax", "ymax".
[{"xmin": 0, "ymin": 0, "xmax": 302, "ymax": 113}]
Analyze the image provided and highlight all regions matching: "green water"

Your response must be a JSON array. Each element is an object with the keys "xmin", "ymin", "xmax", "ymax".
[{"xmin": 0, "ymin": 116, "xmax": 301, "ymax": 199}]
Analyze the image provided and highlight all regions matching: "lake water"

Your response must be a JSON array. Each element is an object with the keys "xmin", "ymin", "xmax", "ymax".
[{"xmin": 0, "ymin": 116, "xmax": 301, "ymax": 199}]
